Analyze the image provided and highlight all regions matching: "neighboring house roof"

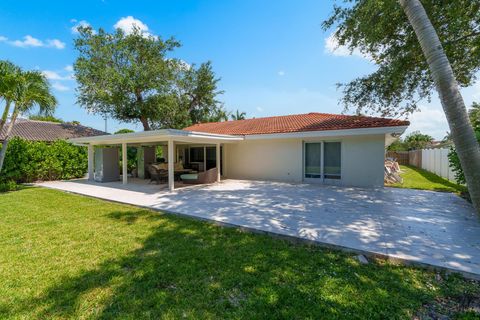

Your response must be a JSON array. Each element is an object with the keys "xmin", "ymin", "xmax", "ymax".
[
  {"xmin": 183, "ymin": 112, "xmax": 410, "ymax": 136},
  {"xmin": 0, "ymin": 119, "xmax": 107, "ymax": 142}
]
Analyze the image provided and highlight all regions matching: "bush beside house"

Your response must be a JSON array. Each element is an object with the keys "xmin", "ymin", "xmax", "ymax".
[{"xmin": 0, "ymin": 137, "xmax": 87, "ymax": 185}]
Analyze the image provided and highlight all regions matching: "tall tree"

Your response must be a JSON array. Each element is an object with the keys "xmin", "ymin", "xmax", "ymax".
[
  {"xmin": 231, "ymin": 110, "xmax": 247, "ymax": 120},
  {"xmin": 403, "ymin": 131, "xmax": 434, "ymax": 150},
  {"xmin": 0, "ymin": 71, "xmax": 57, "ymax": 172},
  {"xmin": 0, "ymin": 61, "xmax": 21, "ymax": 134},
  {"xmin": 74, "ymin": 26, "xmax": 227, "ymax": 131},
  {"xmin": 323, "ymin": 0, "xmax": 480, "ymax": 213}
]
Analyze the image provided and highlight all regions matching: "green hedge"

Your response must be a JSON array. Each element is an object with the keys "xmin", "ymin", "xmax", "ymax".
[
  {"xmin": 0, "ymin": 137, "xmax": 87, "ymax": 183},
  {"xmin": 448, "ymin": 129, "xmax": 480, "ymax": 185}
]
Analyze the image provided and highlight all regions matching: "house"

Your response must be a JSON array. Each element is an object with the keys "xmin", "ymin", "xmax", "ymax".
[
  {"xmin": 68, "ymin": 112, "xmax": 409, "ymax": 190},
  {"xmin": 0, "ymin": 119, "xmax": 107, "ymax": 142}
]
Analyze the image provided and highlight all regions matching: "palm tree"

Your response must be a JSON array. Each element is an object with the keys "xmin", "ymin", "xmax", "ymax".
[
  {"xmin": 0, "ymin": 70, "xmax": 57, "ymax": 172},
  {"xmin": 231, "ymin": 109, "xmax": 246, "ymax": 120},
  {"xmin": 399, "ymin": 0, "xmax": 480, "ymax": 213},
  {"xmin": 0, "ymin": 60, "xmax": 21, "ymax": 134}
]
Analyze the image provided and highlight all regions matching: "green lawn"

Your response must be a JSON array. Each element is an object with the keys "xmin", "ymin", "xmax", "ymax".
[
  {"xmin": 390, "ymin": 165, "xmax": 467, "ymax": 194},
  {"xmin": 0, "ymin": 188, "xmax": 478, "ymax": 319}
]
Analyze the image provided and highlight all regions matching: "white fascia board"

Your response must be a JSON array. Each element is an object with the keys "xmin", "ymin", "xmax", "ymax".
[
  {"xmin": 68, "ymin": 129, "xmax": 243, "ymax": 145},
  {"xmin": 243, "ymin": 126, "xmax": 409, "ymax": 140}
]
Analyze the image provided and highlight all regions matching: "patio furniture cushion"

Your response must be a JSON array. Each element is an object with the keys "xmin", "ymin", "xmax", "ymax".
[
  {"xmin": 157, "ymin": 163, "xmax": 168, "ymax": 170},
  {"xmin": 174, "ymin": 162, "xmax": 184, "ymax": 171},
  {"xmin": 180, "ymin": 173, "xmax": 198, "ymax": 180},
  {"xmin": 150, "ymin": 164, "xmax": 162, "ymax": 170}
]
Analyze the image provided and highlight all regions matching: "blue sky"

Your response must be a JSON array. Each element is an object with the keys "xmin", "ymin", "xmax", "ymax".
[{"xmin": 1, "ymin": 0, "xmax": 478, "ymax": 139}]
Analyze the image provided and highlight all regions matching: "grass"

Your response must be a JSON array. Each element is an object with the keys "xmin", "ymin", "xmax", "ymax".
[
  {"xmin": 0, "ymin": 187, "xmax": 479, "ymax": 319},
  {"xmin": 390, "ymin": 165, "xmax": 467, "ymax": 194}
]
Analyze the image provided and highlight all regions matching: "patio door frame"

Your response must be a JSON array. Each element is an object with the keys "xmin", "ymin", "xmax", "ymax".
[{"xmin": 302, "ymin": 140, "xmax": 342, "ymax": 184}]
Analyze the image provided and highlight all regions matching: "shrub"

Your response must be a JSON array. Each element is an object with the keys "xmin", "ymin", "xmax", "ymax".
[
  {"xmin": 0, "ymin": 137, "xmax": 87, "ymax": 183},
  {"xmin": 448, "ymin": 129, "xmax": 480, "ymax": 185},
  {"xmin": 0, "ymin": 180, "xmax": 19, "ymax": 192}
]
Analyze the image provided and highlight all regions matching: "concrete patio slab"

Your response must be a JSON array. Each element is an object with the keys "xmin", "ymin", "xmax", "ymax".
[{"xmin": 36, "ymin": 179, "xmax": 480, "ymax": 278}]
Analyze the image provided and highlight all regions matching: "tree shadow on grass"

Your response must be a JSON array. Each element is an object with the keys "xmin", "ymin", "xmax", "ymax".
[{"xmin": 6, "ymin": 209, "xmax": 443, "ymax": 319}]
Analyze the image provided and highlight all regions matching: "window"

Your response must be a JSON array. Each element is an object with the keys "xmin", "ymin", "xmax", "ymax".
[
  {"xmin": 323, "ymin": 142, "xmax": 341, "ymax": 179},
  {"xmin": 189, "ymin": 147, "xmax": 204, "ymax": 162},
  {"xmin": 304, "ymin": 141, "xmax": 341, "ymax": 180}
]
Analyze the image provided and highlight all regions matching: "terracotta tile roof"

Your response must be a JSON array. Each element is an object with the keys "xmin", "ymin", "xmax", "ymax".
[
  {"xmin": 0, "ymin": 119, "xmax": 107, "ymax": 142},
  {"xmin": 184, "ymin": 112, "xmax": 410, "ymax": 136}
]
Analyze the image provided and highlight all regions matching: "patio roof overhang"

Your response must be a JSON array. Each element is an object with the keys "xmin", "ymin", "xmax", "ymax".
[{"xmin": 68, "ymin": 128, "xmax": 244, "ymax": 146}]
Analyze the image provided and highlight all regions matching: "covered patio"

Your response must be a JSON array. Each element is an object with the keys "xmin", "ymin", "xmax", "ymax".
[{"xmin": 69, "ymin": 129, "xmax": 243, "ymax": 191}]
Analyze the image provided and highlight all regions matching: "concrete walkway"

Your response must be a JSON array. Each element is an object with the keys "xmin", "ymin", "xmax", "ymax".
[{"xmin": 37, "ymin": 179, "xmax": 480, "ymax": 278}]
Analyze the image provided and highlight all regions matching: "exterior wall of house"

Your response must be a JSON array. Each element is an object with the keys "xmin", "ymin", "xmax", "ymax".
[
  {"xmin": 224, "ymin": 138, "xmax": 303, "ymax": 182},
  {"xmin": 339, "ymin": 134, "xmax": 386, "ymax": 187},
  {"xmin": 224, "ymin": 134, "xmax": 386, "ymax": 187}
]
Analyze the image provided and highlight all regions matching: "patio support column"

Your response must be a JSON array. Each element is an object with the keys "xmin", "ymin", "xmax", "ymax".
[
  {"xmin": 168, "ymin": 139, "xmax": 174, "ymax": 191},
  {"xmin": 216, "ymin": 142, "xmax": 221, "ymax": 182},
  {"xmin": 122, "ymin": 142, "xmax": 128, "ymax": 185},
  {"xmin": 87, "ymin": 144, "xmax": 94, "ymax": 181}
]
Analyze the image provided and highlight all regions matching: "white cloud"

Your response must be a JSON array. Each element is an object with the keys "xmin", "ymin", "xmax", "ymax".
[
  {"xmin": 71, "ymin": 20, "xmax": 95, "ymax": 34},
  {"xmin": 8, "ymin": 35, "xmax": 65, "ymax": 49},
  {"xmin": 51, "ymin": 82, "xmax": 70, "ymax": 91},
  {"xmin": 114, "ymin": 16, "xmax": 151, "ymax": 36},
  {"xmin": 64, "ymin": 65, "xmax": 74, "ymax": 72},
  {"xmin": 46, "ymin": 39, "xmax": 65, "ymax": 49},
  {"xmin": 42, "ymin": 70, "xmax": 63, "ymax": 80},
  {"xmin": 0, "ymin": 36, "xmax": 7, "ymax": 42},
  {"xmin": 12, "ymin": 35, "xmax": 43, "ymax": 47},
  {"xmin": 404, "ymin": 104, "xmax": 450, "ymax": 140},
  {"xmin": 324, "ymin": 32, "xmax": 370, "ymax": 60},
  {"xmin": 277, "ymin": 70, "xmax": 285, "ymax": 76},
  {"xmin": 42, "ymin": 70, "xmax": 74, "ymax": 81}
]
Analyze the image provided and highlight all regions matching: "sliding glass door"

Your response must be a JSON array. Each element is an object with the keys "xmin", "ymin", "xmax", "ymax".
[
  {"xmin": 304, "ymin": 142, "xmax": 341, "ymax": 182},
  {"xmin": 304, "ymin": 143, "xmax": 322, "ymax": 179}
]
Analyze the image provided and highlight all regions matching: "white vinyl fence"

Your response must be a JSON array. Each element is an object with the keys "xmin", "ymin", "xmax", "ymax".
[{"xmin": 421, "ymin": 148, "xmax": 456, "ymax": 182}]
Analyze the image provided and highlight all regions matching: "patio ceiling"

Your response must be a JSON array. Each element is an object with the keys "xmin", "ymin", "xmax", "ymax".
[{"xmin": 68, "ymin": 128, "xmax": 244, "ymax": 146}]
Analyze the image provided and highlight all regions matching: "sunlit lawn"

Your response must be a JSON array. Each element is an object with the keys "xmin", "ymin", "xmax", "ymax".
[
  {"xmin": 0, "ymin": 187, "xmax": 478, "ymax": 319},
  {"xmin": 390, "ymin": 165, "xmax": 467, "ymax": 194}
]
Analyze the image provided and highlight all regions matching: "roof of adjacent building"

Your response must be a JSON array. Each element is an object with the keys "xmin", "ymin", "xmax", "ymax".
[
  {"xmin": 0, "ymin": 119, "xmax": 107, "ymax": 142},
  {"xmin": 183, "ymin": 112, "xmax": 410, "ymax": 136}
]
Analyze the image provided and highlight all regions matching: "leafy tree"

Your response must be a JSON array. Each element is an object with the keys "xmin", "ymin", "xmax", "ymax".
[
  {"xmin": 74, "ymin": 26, "xmax": 227, "ymax": 131},
  {"xmin": 28, "ymin": 114, "xmax": 63, "ymax": 123},
  {"xmin": 114, "ymin": 128, "xmax": 135, "ymax": 134},
  {"xmin": 231, "ymin": 110, "xmax": 246, "ymax": 120},
  {"xmin": 403, "ymin": 131, "xmax": 434, "ymax": 150},
  {"xmin": 114, "ymin": 129, "xmax": 137, "ymax": 173},
  {"xmin": 387, "ymin": 139, "xmax": 407, "ymax": 151},
  {"xmin": 0, "ymin": 70, "xmax": 57, "ymax": 172},
  {"xmin": 469, "ymin": 102, "xmax": 480, "ymax": 130},
  {"xmin": 449, "ymin": 101, "xmax": 480, "ymax": 184},
  {"xmin": 323, "ymin": 0, "xmax": 480, "ymax": 213}
]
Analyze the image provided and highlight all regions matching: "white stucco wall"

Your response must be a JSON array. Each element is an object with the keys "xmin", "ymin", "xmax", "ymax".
[
  {"xmin": 339, "ymin": 134, "xmax": 386, "ymax": 187},
  {"xmin": 224, "ymin": 139, "xmax": 303, "ymax": 182},
  {"xmin": 224, "ymin": 134, "xmax": 386, "ymax": 187}
]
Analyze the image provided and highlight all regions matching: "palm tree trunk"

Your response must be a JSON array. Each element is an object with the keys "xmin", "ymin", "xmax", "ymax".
[
  {"xmin": 0, "ymin": 99, "xmax": 11, "ymax": 133},
  {"xmin": 0, "ymin": 107, "xmax": 18, "ymax": 173},
  {"xmin": 398, "ymin": 0, "xmax": 480, "ymax": 213}
]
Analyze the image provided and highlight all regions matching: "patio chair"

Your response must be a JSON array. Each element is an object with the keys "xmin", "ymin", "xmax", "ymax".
[
  {"xmin": 148, "ymin": 165, "xmax": 168, "ymax": 184},
  {"xmin": 180, "ymin": 168, "xmax": 218, "ymax": 184}
]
